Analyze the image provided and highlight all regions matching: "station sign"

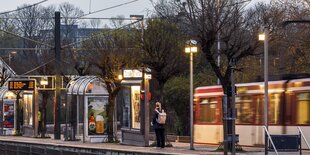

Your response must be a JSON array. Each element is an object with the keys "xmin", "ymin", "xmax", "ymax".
[
  {"xmin": 123, "ymin": 69, "xmax": 143, "ymax": 78},
  {"xmin": 8, "ymin": 79, "xmax": 35, "ymax": 91}
]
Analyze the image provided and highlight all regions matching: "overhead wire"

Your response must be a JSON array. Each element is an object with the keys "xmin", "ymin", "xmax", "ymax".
[
  {"xmin": 22, "ymin": 58, "xmax": 55, "ymax": 75},
  {"xmin": 0, "ymin": 0, "xmax": 143, "ymax": 76},
  {"xmin": 61, "ymin": 20, "xmax": 141, "ymax": 48},
  {"xmin": 0, "ymin": 0, "xmax": 53, "ymax": 49},
  {"xmin": 0, "ymin": 29, "xmax": 54, "ymax": 48},
  {"xmin": 0, "ymin": 48, "xmax": 51, "ymax": 51},
  {"xmin": 59, "ymin": 0, "xmax": 142, "ymax": 48},
  {"xmin": 77, "ymin": 0, "xmax": 139, "ymax": 18},
  {"xmin": 0, "ymin": 0, "xmax": 142, "ymax": 51},
  {"xmin": 0, "ymin": 0, "xmax": 48, "ymax": 15}
]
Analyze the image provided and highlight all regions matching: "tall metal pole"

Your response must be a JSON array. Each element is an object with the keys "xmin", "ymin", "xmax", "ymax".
[
  {"xmin": 231, "ymin": 59, "xmax": 236, "ymax": 155},
  {"xmin": 264, "ymin": 27, "xmax": 269, "ymax": 155},
  {"xmin": 190, "ymin": 51, "xmax": 194, "ymax": 150},
  {"xmin": 54, "ymin": 11, "xmax": 61, "ymax": 140},
  {"xmin": 217, "ymin": 0, "xmax": 221, "ymax": 85}
]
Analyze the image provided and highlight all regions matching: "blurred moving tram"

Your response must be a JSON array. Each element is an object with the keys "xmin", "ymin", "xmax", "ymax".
[{"xmin": 194, "ymin": 78, "xmax": 310, "ymax": 147}]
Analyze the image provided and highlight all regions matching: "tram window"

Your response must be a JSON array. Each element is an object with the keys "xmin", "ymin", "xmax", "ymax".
[
  {"xmin": 254, "ymin": 95, "xmax": 264, "ymax": 125},
  {"xmin": 296, "ymin": 93, "xmax": 310, "ymax": 124},
  {"xmin": 199, "ymin": 98, "xmax": 217, "ymax": 123},
  {"xmin": 235, "ymin": 96, "xmax": 254, "ymax": 124},
  {"xmin": 269, "ymin": 94, "xmax": 281, "ymax": 124}
]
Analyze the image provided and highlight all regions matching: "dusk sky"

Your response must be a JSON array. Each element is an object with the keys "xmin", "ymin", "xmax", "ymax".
[
  {"xmin": 0, "ymin": 0, "xmax": 268, "ymax": 19},
  {"xmin": 0, "ymin": 0, "xmax": 154, "ymax": 18}
]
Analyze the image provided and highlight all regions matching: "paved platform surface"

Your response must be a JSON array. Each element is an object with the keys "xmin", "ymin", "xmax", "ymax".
[{"xmin": 0, "ymin": 136, "xmax": 309, "ymax": 155}]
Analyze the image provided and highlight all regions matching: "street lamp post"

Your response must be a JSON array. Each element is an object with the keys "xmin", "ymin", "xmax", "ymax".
[
  {"xmin": 185, "ymin": 40, "xmax": 198, "ymax": 150},
  {"xmin": 259, "ymin": 27, "xmax": 269, "ymax": 155},
  {"xmin": 130, "ymin": 15, "xmax": 144, "ymax": 41}
]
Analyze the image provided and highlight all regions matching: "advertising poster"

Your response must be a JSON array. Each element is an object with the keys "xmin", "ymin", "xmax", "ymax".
[
  {"xmin": 131, "ymin": 86, "xmax": 141, "ymax": 129},
  {"xmin": 3, "ymin": 100, "xmax": 15, "ymax": 128},
  {"xmin": 88, "ymin": 97, "xmax": 108, "ymax": 135}
]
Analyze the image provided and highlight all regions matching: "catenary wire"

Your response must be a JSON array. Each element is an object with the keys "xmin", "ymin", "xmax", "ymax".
[{"xmin": 0, "ymin": 0, "xmax": 48, "ymax": 15}]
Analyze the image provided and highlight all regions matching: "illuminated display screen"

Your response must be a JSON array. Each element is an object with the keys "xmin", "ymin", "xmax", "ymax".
[{"xmin": 8, "ymin": 80, "xmax": 35, "ymax": 91}]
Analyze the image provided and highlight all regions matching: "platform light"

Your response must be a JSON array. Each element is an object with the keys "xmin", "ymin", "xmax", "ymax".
[
  {"xmin": 118, "ymin": 74, "xmax": 123, "ymax": 80},
  {"xmin": 40, "ymin": 77, "xmax": 48, "ymax": 86}
]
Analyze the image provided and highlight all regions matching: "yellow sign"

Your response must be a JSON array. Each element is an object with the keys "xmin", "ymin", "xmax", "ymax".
[{"xmin": 8, "ymin": 80, "xmax": 35, "ymax": 90}]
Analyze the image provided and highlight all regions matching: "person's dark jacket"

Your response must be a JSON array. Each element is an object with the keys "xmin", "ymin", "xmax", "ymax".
[{"xmin": 152, "ymin": 109, "xmax": 164, "ymax": 129}]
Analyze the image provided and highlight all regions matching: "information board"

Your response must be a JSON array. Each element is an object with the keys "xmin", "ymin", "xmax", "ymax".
[{"xmin": 8, "ymin": 80, "xmax": 35, "ymax": 91}]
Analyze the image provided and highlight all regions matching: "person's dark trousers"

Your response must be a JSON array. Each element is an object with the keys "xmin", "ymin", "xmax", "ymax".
[
  {"xmin": 159, "ymin": 128, "xmax": 165, "ymax": 148},
  {"xmin": 155, "ymin": 128, "xmax": 165, "ymax": 148},
  {"xmin": 155, "ymin": 129, "xmax": 161, "ymax": 147},
  {"xmin": 38, "ymin": 121, "xmax": 41, "ymax": 135}
]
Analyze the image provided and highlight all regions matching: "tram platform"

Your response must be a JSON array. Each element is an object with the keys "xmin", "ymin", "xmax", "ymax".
[{"xmin": 0, "ymin": 135, "xmax": 309, "ymax": 155}]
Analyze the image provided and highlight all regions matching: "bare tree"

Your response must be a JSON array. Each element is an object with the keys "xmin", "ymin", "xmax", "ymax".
[
  {"xmin": 90, "ymin": 19, "xmax": 102, "ymax": 29},
  {"xmin": 151, "ymin": 0, "xmax": 286, "ymax": 150},
  {"xmin": 269, "ymin": 0, "xmax": 310, "ymax": 74},
  {"xmin": 83, "ymin": 28, "xmax": 139, "ymax": 142},
  {"xmin": 138, "ymin": 18, "xmax": 187, "ymax": 102}
]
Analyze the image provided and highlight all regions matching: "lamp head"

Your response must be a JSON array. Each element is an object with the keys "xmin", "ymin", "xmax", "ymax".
[
  {"xmin": 259, "ymin": 33, "xmax": 265, "ymax": 41},
  {"xmin": 185, "ymin": 39, "xmax": 198, "ymax": 53}
]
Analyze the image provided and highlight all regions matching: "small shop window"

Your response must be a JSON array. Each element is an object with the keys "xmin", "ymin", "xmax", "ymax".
[
  {"xmin": 235, "ymin": 96, "xmax": 254, "ymax": 124},
  {"xmin": 199, "ymin": 98, "xmax": 217, "ymax": 123},
  {"xmin": 296, "ymin": 93, "xmax": 310, "ymax": 124}
]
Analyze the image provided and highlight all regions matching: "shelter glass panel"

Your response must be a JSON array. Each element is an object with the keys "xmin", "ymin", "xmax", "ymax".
[
  {"xmin": 23, "ymin": 94, "xmax": 33, "ymax": 126},
  {"xmin": 122, "ymin": 87, "xmax": 131, "ymax": 128}
]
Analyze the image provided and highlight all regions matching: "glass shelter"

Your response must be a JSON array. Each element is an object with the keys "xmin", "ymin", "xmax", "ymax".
[
  {"xmin": 0, "ymin": 79, "xmax": 36, "ymax": 137},
  {"xmin": 66, "ymin": 76, "xmax": 109, "ymax": 143}
]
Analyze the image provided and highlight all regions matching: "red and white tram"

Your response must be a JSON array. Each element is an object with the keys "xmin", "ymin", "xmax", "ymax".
[{"xmin": 194, "ymin": 78, "xmax": 310, "ymax": 147}]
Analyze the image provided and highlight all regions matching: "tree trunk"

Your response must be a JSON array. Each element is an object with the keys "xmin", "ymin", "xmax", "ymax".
[
  {"xmin": 158, "ymin": 82, "xmax": 165, "ymax": 103},
  {"xmin": 107, "ymin": 94, "xmax": 116, "ymax": 142}
]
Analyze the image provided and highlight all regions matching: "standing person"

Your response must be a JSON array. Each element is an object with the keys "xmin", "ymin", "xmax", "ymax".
[{"xmin": 152, "ymin": 102, "xmax": 166, "ymax": 148}]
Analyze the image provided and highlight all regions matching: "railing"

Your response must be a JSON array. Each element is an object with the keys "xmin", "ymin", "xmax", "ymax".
[
  {"xmin": 298, "ymin": 126, "xmax": 310, "ymax": 149},
  {"xmin": 263, "ymin": 126, "xmax": 279, "ymax": 155}
]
